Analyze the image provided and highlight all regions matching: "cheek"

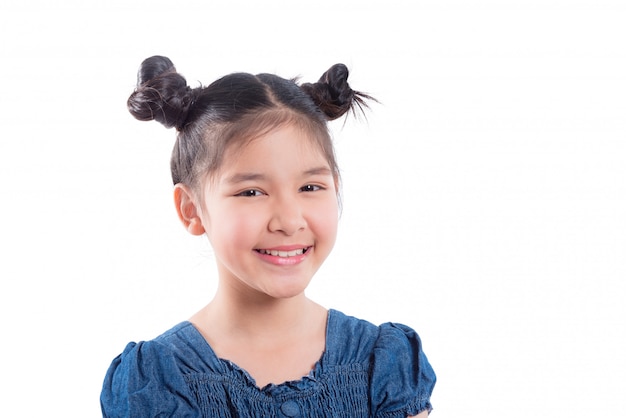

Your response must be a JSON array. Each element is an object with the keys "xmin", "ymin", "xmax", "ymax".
[
  {"xmin": 209, "ymin": 205, "xmax": 264, "ymax": 249},
  {"xmin": 309, "ymin": 200, "xmax": 339, "ymax": 242}
]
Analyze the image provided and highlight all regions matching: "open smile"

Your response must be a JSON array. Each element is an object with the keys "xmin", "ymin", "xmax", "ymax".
[{"xmin": 254, "ymin": 247, "xmax": 311, "ymax": 258}]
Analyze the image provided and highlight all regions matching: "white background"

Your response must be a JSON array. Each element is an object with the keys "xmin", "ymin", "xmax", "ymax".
[{"xmin": 1, "ymin": 0, "xmax": 624, "ymax": 416}]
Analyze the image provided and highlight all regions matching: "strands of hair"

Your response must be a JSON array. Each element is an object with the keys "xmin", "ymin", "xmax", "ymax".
[{"xmin": 127, "ymin": 55, "xmax": 375, "ymax": 188}]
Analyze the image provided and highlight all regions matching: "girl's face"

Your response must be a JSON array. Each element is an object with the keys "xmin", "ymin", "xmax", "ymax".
[{"xmin": 198, "ymin": 123, "xmax": 339, "ymax": 300}]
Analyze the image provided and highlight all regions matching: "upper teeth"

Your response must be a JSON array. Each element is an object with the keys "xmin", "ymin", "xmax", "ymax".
[{"xmin": 259, "ymin": 248, "xmax": 306, "ymax": 257}]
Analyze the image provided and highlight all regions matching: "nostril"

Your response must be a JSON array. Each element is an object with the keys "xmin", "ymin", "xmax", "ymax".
[{"xmin": 268, "ymin": 212, "xmax": 307, "ymax": 235}]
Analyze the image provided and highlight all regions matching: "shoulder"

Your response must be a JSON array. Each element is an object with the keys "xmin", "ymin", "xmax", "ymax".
[
  {"xmin": 329, "ymin": 310, "xmax": 436, "ymax": 417},
  {"xmin": 372, "ymin": 321, "xmax": 436, "ymax": 417},
  {"xmin": 110, "ymin": 322, "xmax": 208, "ymax": 374},
  {"xmin": 326, "ymin": 309, "xmax": 380, "ymax": 359},
  {"xmin": 100, "ymin": 322, "xmax": 210, "ymax": 417},
  {"xmin": 327, "ymin": 309, "xmax": 431, "ymax": 363},
  {"xmin": 374, "ymin": 321, "xmax": 428, "ymax": 363}
]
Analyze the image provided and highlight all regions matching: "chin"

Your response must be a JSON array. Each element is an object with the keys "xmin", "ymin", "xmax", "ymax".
[
  {"xmin": 263, "ymin": 279, "xmax": 313, "ymax": 300},
  {"xmin": 266, "ymin": 286, "xmax": 308, "ymax": 300}
]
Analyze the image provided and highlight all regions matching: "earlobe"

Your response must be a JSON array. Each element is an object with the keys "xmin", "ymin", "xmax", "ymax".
[{"xmin": 173, "ymin": 184, "xmax": 206, "ymax": 236}]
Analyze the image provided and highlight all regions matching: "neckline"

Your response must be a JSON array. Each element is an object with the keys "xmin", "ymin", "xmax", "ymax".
[{"xmin": 183, "ymin": 308, "xmax": 337, "ymax": 391}]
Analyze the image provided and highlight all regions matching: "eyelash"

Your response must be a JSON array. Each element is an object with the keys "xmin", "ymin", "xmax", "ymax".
[
  {"xmin": 235, "ymin": 184, "xmax": 324, "ymax": 197},
  {"xmin": 236, "ymin": 189, "xmax": 264, "ymax": 197},
  {"xmin": 301, "ymin": 184, "xmax": 327, "ymax": 192}
]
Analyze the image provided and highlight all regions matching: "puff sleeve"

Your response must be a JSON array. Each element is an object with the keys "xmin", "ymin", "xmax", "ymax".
[
  {"xmin": 100, "ymin": 341, "xmax": 200, "ymax": 418},
  {"xmin": 370, "ymin": 323, "xmax": 436, "ymax": 417}
]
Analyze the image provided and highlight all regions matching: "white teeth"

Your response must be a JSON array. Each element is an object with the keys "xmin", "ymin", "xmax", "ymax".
[{"xmin": 259, "ymin": 248, "xmax": 306, "ymax": 257}]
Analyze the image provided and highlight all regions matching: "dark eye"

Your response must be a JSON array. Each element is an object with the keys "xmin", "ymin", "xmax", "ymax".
[
  {"xmin": 300, "ymin": 184, "xmax": 322, "ymax": 192},
  {"xmin": 236, "ymin": 189, "xmax": 264, "ymax": 197}
]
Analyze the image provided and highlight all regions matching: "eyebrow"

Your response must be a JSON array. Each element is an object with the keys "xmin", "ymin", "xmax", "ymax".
[
  {"xmin": 303, "ymin": 166, "xmax": 333, "ymax": 176},
  {"xmin": 224, "ymin": 166, "xmax": 332, "ymax": 185},
  {"xmin": 224, "ymin": 173, "xmax": 266, "ymax": 185}
]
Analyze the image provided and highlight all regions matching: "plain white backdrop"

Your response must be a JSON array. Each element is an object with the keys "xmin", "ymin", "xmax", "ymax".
[{"xmin": 1, "ymin": 0, "xmax": 624, "ymax": 416}]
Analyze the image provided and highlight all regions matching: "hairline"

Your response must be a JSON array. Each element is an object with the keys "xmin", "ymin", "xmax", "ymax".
[{"xmin": 194, "ymin": 110, "xmax": 341, "ymax": 203}]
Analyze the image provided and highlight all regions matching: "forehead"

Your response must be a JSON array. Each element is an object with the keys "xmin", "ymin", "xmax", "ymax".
[{"xmin": 221, "ymin": 123, "xmax": 329, "ymax": 174}]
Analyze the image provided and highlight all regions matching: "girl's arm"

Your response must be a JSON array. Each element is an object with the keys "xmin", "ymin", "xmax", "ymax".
[{"xmin": 409, "ymin": 411, "xmax": 429, "ymax": 418}]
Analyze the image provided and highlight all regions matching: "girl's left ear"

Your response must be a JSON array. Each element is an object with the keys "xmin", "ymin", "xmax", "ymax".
[{"xmin": 173, "ymin": 184, "xmax": 205, "ymax": 236}]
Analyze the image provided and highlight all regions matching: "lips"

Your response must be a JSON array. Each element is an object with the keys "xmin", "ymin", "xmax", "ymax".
[{"xmin": 255, "ymin": 247, "xmax": 311, "ymax": 258}]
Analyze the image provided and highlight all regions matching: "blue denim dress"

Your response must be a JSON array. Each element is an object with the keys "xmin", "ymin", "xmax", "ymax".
[{"xmin": 101, "ymin": 309, "xmax": 436, "ymax": 417}]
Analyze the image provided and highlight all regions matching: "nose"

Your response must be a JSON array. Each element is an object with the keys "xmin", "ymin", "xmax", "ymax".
[{"xmin": 268, "ymin": 194, "xmax": 307, "ymax": 236}]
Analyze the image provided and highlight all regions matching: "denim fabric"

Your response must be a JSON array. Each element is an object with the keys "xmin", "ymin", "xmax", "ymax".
[{"xmin": 101, "ymin": 309, "xmax": 436, "ymax": 417}]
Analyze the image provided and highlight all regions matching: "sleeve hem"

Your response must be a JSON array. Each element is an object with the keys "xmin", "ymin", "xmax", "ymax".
[{"xmin": 376, "ymin": 399, "xmax": 433, "ymax": 418}]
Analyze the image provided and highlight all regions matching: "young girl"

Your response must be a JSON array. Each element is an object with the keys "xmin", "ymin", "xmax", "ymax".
[{"xmin": 101, "ymin": 56, "xmax": 436, "ymax": 417}]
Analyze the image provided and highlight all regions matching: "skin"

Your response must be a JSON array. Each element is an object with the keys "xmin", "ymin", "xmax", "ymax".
[
  {"xmin": 174, "ymin": 123, "xmax": 429, "ymax": 417},
  {"xmin": 175, "ymin": 123, "xmax": 338, "ymax": 387}
]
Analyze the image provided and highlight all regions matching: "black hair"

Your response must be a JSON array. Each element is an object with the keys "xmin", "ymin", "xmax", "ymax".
[{"xmin": 127, "ymin": 55, "xmax": 374, "ymax": 189}]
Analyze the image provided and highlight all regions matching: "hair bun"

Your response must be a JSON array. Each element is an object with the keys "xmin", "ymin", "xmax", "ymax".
[
  {"xmin": 127, "ymin": 55, "xmax": 193, "ymax": 130},
  {"xmin": 300, "ymin": 63, "xmax": 373, "ymax": 121}
]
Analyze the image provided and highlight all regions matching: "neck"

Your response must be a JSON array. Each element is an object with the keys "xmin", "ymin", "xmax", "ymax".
[{"xmin": 199, "ymin": 282, "xmax": 323, "ymax": 339}]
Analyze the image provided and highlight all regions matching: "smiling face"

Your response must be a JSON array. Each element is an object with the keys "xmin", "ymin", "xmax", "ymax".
[{"xmin": 186, "ymin": 123, "xmax": 339, "ymax": 301}]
